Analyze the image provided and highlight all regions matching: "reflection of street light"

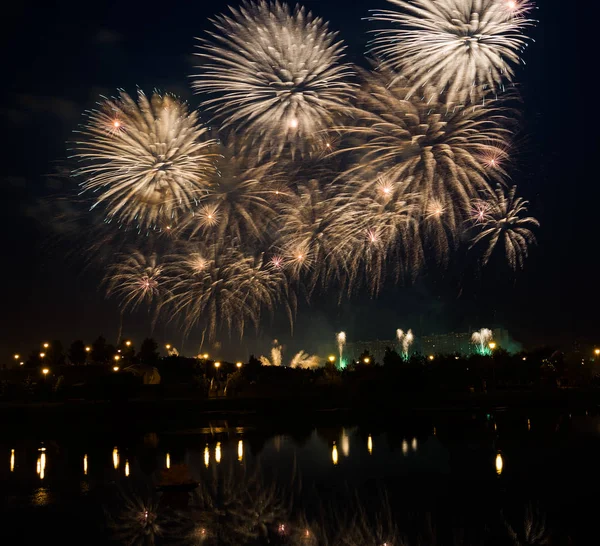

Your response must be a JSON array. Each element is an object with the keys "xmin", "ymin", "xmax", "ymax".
[
  {"xmin": 236, "ymin": 361, "xmax": 242, "ymax": 368},
  {"xmin": 214, "ymin": 361, "xmax": 221, "ymax": 368}
]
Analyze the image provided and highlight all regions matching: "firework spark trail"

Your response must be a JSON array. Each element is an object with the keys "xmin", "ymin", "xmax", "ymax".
[
  {"xmin": 369, "ymin": 0, "xmax": 536, "ymax": 104},
  {"xmin": 260, "ymin": 339, "xmax": 283, "ymax": 366},
  {"xmin": 192, "ymin": 0, "xmax": 356, "ymax": 158},
  {"xmin": 105, "ymin": 251, "xmax": 164, "ymax": 311},
  {"xmin": 161, "ymin": 242, "xmax": 290, "ymax": 341},
  {"xmin": 470, "ymin": 184, "xmax": 539, "ymax": 269},
  {"xmin": 178, "ymin": 138, "xmax": 287, "ymax": 244},
  {"xmin": 396, "ymin": 328, "xmax": 414, "ymax": 360},
  {"xmin": 73, "ymin": 91, "xmax": 216, "ymax": 228},
  {"xmin": 472, "ymin": 327, "xmax": 493, "ymax": 355},
  {"xmin": 336, "ymin": 332, "xmax": 346, "ymax": 366},
  {"xmin": 339, "ymin": 69, "xmax": 512, "ymax": 254},
  {"xmin": 289, "ymin": 351, "xmax": 321, "ymax": 369}
]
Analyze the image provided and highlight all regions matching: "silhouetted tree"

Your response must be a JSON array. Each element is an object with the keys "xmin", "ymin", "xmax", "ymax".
[
  {"xmin": 139, "ymin": 338, "xmax": 159, "ymax": 366},
  {"xmin": 91, "ymin": 336, "xmax": 115, "ymax": 364},
  {"xmin": 47, "ymin": 340, "xmax": 65, "ymax": 367},
  {"xmin": 383, "ymin": 347, "xmax": 403, "ymax": 367},
  {"xmin": 68, "ymin": 340, "xmax": 87, "ymax": 366}
]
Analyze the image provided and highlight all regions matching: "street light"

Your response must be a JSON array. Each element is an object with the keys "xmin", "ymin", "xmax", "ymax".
[
  {"xmin": 165, "ymin": 344, "xmax": 171, "ymax": 350},
  {"xmin": 42, "ymin": 368, "xmax": 49, "ymax": 376},
  {"xmin": 113, "ymin": 366, "xmax": 120, "ymax": 372},
  {"xmin": 328, "ymin": 355, "xmax": 335, "ymax": 364},
  {"xmin": 14, "ymin": 354, "xmax": 19, "ymax": 360},
  {"xmin": 363, "ymin": 357, "xmax": 371, "ymax": 364},
  {"xmin": 489, "ymin": 342, "xmax": 497, "ymax": 350},
  {"xmin": 203, "ymin": 353, "xmax": 209, "ymax": 359},
  {"xmin": 428, "ymin": 355, "xmax": 435, "ymax": 361},
  {"xmin": 43, "ymin": 343, "xmax": 49, "ymax": 349},
  {"xmin": 236, "ymin": 362, "xmax": 243, "ymax": 368},
  {"xmin": 125, "ymin": 341, "xmax": 132, "ymax": 347},
  {"xmin": 214, "ymin": 361, "xmax": 221, "ymax": 368},
  {"xmin": 39, "ymin": 352, "xmax": 46, "ymax": 358},
  {"xmin": 595, "ymin": 349, "xmax": 600, "ymax": 357},
  {"xmin": 85, "ymin": 346, "xmax": 91, "ymax": 352},
  {"xmin": 114, "ymin": 355, "xmax": 121, "ymax": 362}
]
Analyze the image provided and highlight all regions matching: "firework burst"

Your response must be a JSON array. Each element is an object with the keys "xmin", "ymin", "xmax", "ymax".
[
  {"xmin": 472, "ymin": 327, "xmax": 493, "ymax": 355},
  {"xmin": 162, "ymin": 241, "xmax": 290, "ymax": 340},
  {"xmin": 74, "ymin": 91, "xmax": 215, "ymax": 228},
  {"xmin": 470, "ymin": 184, "xmax": 539, "ymax": 269},
  {"xmin": 192, "ymin": 0, "xmax": 355, "ymax": 157},
  {"xmin": 105, "ymin": 251, "xmax": 164, "ymax": 311},
  {"xmin": 369, "ymin": 0, "xmax": 536, "ymax": 104},
  {"xmin": 341, "ymin": 69, "xmax": 511, "ymax": 238}
]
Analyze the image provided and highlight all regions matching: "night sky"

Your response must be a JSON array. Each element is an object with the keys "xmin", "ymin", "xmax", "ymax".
[{"xmin": 1, "ymin": 0, "xmax": 588, "ymax": 360}]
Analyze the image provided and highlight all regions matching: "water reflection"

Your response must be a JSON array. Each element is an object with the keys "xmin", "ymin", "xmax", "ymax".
[
  {"xmin": 10, "ymin": 449, "xmax": 14, "ymax": 472},
  {"xmin": 36, "ymin": 448, "xmax": 46, "ymax": 480},
  {"xmin": 83, "ymin": 453, "xmax": 88, "ymax": 475},
  {"xmin": 411, "ymin": 437, "xmax": 418, "ymax": 451},
  {"xmin": 166, "ymin": 452, "xmax": 171, "ymax": 469},
  {"xmin": 367, "ymin": 434, "xmax": 373, "ymax": 455},
  {"xmin": 113, "ymin": 447, "xmax": 119, "ymax": 470},
  {"xmin": 238, "ymin": 440, "xmax": 243, "ymax": 462},
  {"xmin": 125, "ymin": 459, "xmax": 130, "ymax": 477},
  {"xmin": 496, "ymin": 452, "xmax": 504, "ymax": 475},
  {"xmin": 332, "ymin": 442, "xmax": 338, "ymax": 465},
  {"xmin": 215, "ymin": 442, "xmax": 222, "ymax": 464},
  {"xmin": 402, "ymin": 439, "xmax": 409, "ymax": 455},
  {"xmin": 341, "ymin": 429, "xmax": 350, "ymax": 457},
  {"xmin": 204, "ymin": 445, "xmax": 210, "ymax": 468}
]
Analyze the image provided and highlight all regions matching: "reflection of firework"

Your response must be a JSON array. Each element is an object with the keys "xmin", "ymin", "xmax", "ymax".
[
  {"xmin": 74, "ymin": 91, "xmax": 215, "ymax": 227},
  {"xmin": 369, "ymin": 0, "xmax": 536, "ymax": 104},
  {"xmin": 190, "ymin": 464, "xmax": 290, "ymax": 546},
  {"xmin": 470, "ymin": 185, "xmax": 539, "ymax": 269},
  {"xmin": 193, "ymin": 1, "xmax": 355, "ymax": 157}
]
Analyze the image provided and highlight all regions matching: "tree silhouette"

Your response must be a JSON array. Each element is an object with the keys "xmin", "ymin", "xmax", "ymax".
[
  {"xmin": 91, "ymin": 336, "xmax": 116, "ymax": 364},
  {"xmin": 383, "ymin": 347, "xmax": 403, "ymax": 367},
  {"xmin": 68, "ymin": 340, "xmax": 87, "ymax": 366},
  {"xmin": 139, "ymin": 338, "xmax": 159, "ymax": 366}
]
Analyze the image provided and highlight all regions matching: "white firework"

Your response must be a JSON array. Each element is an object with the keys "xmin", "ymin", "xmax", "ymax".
[
  {"xmin": 289, "ymin": 351, "xmax": 321, "ymax": 369},
  {"xmin": 470, "ymin": 184, "xmax": 539, "ymax": 269},
  {"xmin": 106, "ymin": 251, "xmax": 164, "ymax": 311},
  {"xmin": 472, "ymin": 327, "xmax": 493, "ymax": 355},
  {"xmin": 260, "ymin": 339, "xmax": 283, "ymax": 366},
  {"xmin": 74, "ymin": 90, "xmax": 215, "ymax": 228},
  {"xmin": 369, "ymin": 0, "xmax": 536, "ymax": 104},
  {"xmin": 396, "ymin": 328, "xmax": 414, "ymax": 360},
  {"xmin": 192, "ymin": 0, "xmax": 355, "ymax": 157}
]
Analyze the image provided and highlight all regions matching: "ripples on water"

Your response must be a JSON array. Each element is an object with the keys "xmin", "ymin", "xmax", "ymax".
[{"xmin": 2, "ymin": 410, "xmax": 600, "ymax": 544}]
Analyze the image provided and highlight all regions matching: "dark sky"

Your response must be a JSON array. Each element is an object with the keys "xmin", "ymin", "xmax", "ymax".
[{"xmin": 1, "ymin": 0, "xmax": 588, "ymax": 361}]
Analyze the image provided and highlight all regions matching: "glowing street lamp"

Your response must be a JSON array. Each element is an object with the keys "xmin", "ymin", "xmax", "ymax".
[
  {"xmin": 114, "ymin": 355, "xmax": 121, "ymax": 362},
  {"xmin": 113, "ymin": 366, "xmax": 120, "ymax": 372},
  {"xmin": 39, "ymin": 352, "xmax": 46, "ymax": 359},
  {"xmin": 85, "ymin": 346, "xmax": 91, "ymax": 353},
  {"xmin": 236, "ymin": 362, "xmax": 243, "ymax": 368},
  {"xmin": 42, "ymin": 368, "xmax": 49, "ymax": 376},
  {"xmin": 203, "ymin": 353, "xmax": 209, "ymax": 360},
  {"xmin": 489, "ymin": 342, "xmax": 497, "ymax": 350},
  {"xmin": 595, "ymin": 349, "xmax": 600, "ymax": 357},
  {"xmin": 125, "ymin": 340, "xmax": 132, "ymax": 347},
  {"xmin": 363, "ymin": 357, "xmax": 371, "ymax": 364},
  {"xmin": 428, "ymin": 355, "xmax": 435, "ymax": 361},
  {"xmin": 214, "ymin": 361, "xmax": 221, "ymax": 369},
  {"xmin": 14, "ymin": 354, "xmax": 20, "ymax": 360},
  {"xmin": 165, "ymin": 344, "xmax": 171, "ymax": 350},
  {"xmin": 43, "ymin": 343, "xmax": 49, "ymax": 349},
  {"xmin": 328, "ymin": 355, "xmax": 336, "ymax": 364}
]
